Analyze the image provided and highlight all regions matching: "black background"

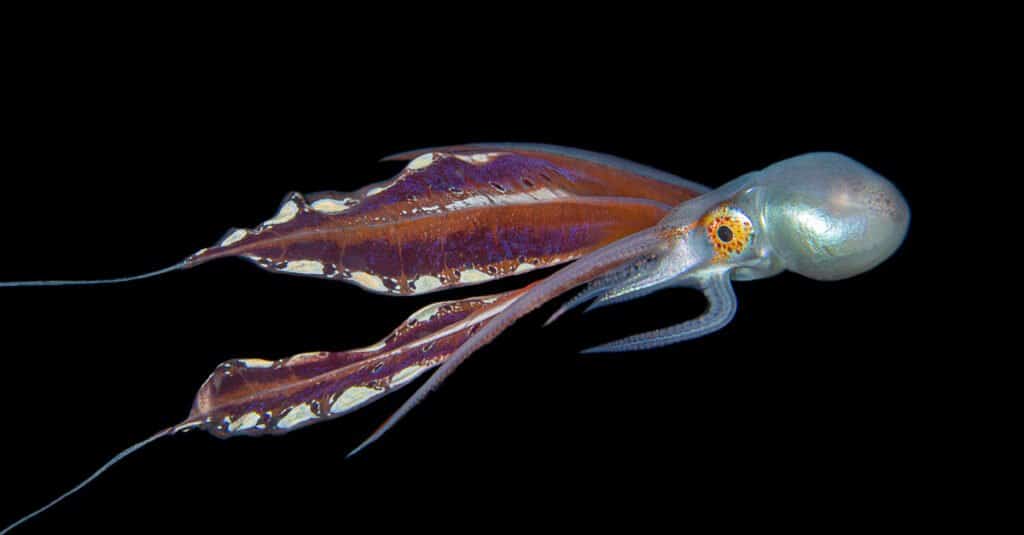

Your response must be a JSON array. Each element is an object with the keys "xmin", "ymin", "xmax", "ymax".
[{"xmin": 0, "ymin": 23, "xmax": 948, "ymax": 534}]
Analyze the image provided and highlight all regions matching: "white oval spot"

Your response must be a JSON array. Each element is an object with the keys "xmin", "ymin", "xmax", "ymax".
[
  {"xmin": 281, "ymin": 260, "xmax": 325, "ymax": 275},
  {"xmin": 390, "ymin": 364, "xmax": 428, "ymax": 387},
  {"xmin": 263, "ymin": 200, "xmax": 299, "ymax": 226},
  {"xmin": 366, "ymin": 177, "xmax": 403, "ymax": 196},
  {"xmin": 276, "ymin": 403, "xmax": 317, "ymax": 430},
  {"xmin": 454, "ymin": 152, "xmax": 504, "ymax": 165},
  {"xmin": 407, "ymin": 152, "xmax": 435, "ymax": 170},
  {"xmin": 330, "ymin": 386, "xmax": 382, "ymax": 415},
  {"xmin": 228, "ymin": 412, "xmax": 262, "ymax": 432},
  {"xmin": 459, "ymin": 268, "xmax": 493, "ymax": 284},
  {"xmin": 411, "ymin": 275, "xmax": 443, "ymax": 293},
  {"xmin": 238, "ymin": 358, "xmax": 274, "ymax": 369},
  {"xmin": 310, "ymin": 197, "xmax": 358, "ymax": 214},
  {"xmin": 350, "ymin": 271, "xmax": 387, "ymax": 292},
  {"xmin": 219, "ymin": 229, "xmax": 248, "ymax": 247},
  {"xmin": 409, "ymin": 301, "xmax": 445, "ymax": 323},
  {"xmin": 288, "ymin": 351, "xmax": 326, "ymax": 364}
]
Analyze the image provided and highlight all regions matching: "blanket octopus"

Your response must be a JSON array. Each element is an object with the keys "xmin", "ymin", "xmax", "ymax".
[{"xmin": 0, "ymin": 143, "xmax": 909, "ymax": 532}]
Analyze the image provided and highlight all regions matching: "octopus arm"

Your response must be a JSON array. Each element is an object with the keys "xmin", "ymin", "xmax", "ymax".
[{"xmin": 184, "ymin": 147, "xmax": 704, "ymax": 295}]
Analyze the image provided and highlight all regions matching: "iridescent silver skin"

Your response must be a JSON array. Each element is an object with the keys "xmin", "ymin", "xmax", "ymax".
[
  {"xmin": 754, "ymin": 152, "xmax": 911, "ymax": 281},
  {"xmin": 349, "ymin": 151, "xmax": 911, "ymax": 454},
  {"xmin": 540, "ymin": 151, "xmax": 911, "ymax": 352}
]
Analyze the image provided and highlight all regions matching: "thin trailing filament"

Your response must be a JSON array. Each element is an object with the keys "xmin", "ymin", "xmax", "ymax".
[
  {"xmin": 0, "ymin": 428, "xmax": 173, "ymax": 535},
  {"xmin": 0, "ymin": 262, "xmax": 187, "ymax": 288}
]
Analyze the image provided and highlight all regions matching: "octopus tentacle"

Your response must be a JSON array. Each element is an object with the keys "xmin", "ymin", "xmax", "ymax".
[
  {"xmin": 582, "ymin": 263, "xmax": 677, "ymax": 314},
  {"xmin": 543, "ymin": 253, "xmax": 659, "ymax": 326},
  {"xmin": 346, "ymin": 226, "xmax": 668, "ymax": 457},
  {"xmin": 581, "ymin": 273, "xmax": 737, "ymax": 354}
]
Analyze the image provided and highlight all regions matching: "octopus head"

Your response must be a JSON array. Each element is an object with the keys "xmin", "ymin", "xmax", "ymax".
[{"xmin": 758, "ymin": 152, "xmax": 910, "ymax": 281}]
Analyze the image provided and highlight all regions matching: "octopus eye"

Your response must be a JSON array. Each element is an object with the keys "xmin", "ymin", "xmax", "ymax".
[
  {"xmin": 702, "ymin": 204, "xmax": 754, "ymax": 263},
  {"xmin": 717, "ymin": 225, "xmax": 733, "ymax": 243}
]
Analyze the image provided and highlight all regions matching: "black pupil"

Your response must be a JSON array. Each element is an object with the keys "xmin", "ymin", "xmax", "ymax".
[{"xmin": 717, "ymin": 225, "xmax": 733, "ymax": 242}]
